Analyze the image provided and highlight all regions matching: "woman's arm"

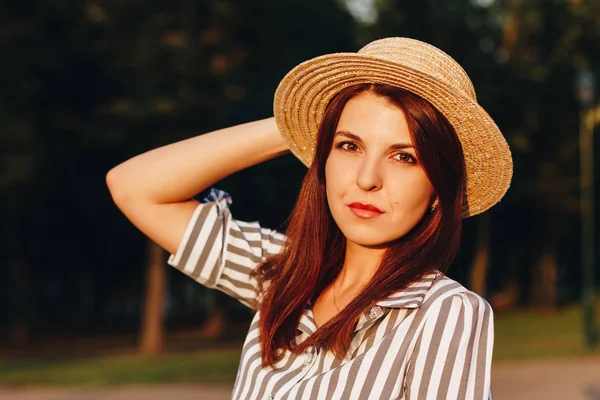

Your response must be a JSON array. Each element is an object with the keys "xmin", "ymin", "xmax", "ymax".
[{"xmin": 106, "ymin": 117, "xmax": 289, "ymax": 255}]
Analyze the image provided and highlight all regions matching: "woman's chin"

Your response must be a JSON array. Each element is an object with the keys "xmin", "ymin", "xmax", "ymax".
[{"xmin": 341, "ymin": 230, "xmax": 402, "ymax": 249}]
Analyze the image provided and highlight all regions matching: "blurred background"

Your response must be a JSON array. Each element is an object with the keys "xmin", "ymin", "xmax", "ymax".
[{"xmin": 0, "ymin": 0, "xmax": 599, "ymax": 399}]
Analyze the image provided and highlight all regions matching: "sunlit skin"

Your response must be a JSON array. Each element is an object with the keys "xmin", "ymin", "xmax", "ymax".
[{"xmin": 324, "ymin": 91, "xmax": 436, "ymax": 295}]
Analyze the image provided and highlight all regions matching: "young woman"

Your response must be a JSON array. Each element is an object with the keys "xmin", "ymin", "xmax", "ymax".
[{"xmin": 107, "ymin": 38, "xmax": 512, "ymax": 399}]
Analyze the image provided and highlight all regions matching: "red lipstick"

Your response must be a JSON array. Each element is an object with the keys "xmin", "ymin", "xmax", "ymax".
[{"xmin": 347, "ymin": 202, "xmax": 384, "ymax": 219}]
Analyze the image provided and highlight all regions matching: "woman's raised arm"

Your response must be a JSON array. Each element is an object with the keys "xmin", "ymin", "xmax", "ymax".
[{"xmin": 106, "ymin": 117, "xmax": 289, "ymax": 255}]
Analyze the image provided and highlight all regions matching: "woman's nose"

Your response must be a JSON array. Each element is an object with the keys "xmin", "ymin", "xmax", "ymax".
[{"xmin": 355, "ymin": 160, "xmax": 382, "ymax": 192}]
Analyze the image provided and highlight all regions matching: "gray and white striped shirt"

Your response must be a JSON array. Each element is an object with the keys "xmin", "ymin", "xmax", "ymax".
[{"xmin": 168, "ymin": 189, "xmax": 493, "ymax": 399}]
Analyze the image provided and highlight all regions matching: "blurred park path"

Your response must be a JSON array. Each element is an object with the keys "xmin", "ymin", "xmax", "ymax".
[
  {"xmin": 492, "ymin": 357, "xmax": 600, "ymax": 400},
  {"xmin": 1, "ymin": 357, "xmax": 599, "ymax": 400},
  {"xmin": 0, "ymin": 385, "xmax": 232, "ymax": 400}
]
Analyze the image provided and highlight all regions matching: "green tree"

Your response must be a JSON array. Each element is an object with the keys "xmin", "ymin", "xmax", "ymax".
[
  {"xmin": 0, "ymin": 0, "xmax": 357, "ymax": 351},
  {"xmin": 357, "ymin": 0, "xmax": 600, "ymax": 309}
]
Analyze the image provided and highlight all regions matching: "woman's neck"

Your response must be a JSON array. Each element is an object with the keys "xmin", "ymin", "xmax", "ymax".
[{"xmin": 337, "ymin": 239, "xmax": 386, "ymax": 292}]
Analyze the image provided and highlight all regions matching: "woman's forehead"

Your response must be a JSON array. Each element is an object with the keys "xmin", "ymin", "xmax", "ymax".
[{"xmin": 336, "ymin": 92, "xmax": 412, "ymax": 144}]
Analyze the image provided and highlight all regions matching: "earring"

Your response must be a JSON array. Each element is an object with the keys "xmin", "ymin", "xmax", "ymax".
[{"xmin": 430, "ymin": 199, "xmax": 439, "ymax": 212}]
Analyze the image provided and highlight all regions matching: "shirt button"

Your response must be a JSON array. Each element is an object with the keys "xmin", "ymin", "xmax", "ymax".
[
  {"xmin": 369, "ymin": 306, "xmax": 382, "ymax": 319},
  {"xmin": 302, "ymin": 348, "xmax": 315, "ymax": 367},
  {"xmin": 266, "ymin": 396, "xmax": 274, "ymax": 400}
]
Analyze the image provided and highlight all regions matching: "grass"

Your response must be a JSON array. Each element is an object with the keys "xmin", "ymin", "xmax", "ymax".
[
  {"xmin": 0, "ymin": 303, "xmax": 599, "ymax": 386},
  {"xmin": 494, "ymin": 302, "xmax": 600, "ymax": 362},
  {"xmin": 0, "ymin": 348, "xmax": 241, "ymax": 386}
]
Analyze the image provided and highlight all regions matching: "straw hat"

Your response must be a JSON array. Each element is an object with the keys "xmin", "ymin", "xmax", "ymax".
[{"xmin": 273, "ymin": 37, "xmax": 513, "ymax": 217}]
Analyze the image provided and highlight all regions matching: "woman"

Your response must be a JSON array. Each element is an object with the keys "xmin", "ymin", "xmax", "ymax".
[{"xmin": 107, "ymin": 38, "xmax": 512, "ymax": 399}]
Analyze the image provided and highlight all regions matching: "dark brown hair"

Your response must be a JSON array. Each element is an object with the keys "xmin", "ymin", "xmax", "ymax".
[{"xmin": 252, "ymin": 83, "xmax": 466, "ymax": 367}]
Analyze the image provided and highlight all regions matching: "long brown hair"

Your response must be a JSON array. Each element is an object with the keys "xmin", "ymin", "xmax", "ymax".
[{"xmin": 252, "ymin": 83, "xmax": 466, "ymax": 367}]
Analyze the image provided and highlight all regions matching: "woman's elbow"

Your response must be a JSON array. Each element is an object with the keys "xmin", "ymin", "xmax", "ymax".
[{"xmin": 106, "ymin": 166, "xmax": 135, "ymax": 208}]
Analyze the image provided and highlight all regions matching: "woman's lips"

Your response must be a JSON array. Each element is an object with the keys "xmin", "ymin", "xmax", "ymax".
[{"xmin": 347, "ymin": 202, "xmax": 384, "ymax": 219}]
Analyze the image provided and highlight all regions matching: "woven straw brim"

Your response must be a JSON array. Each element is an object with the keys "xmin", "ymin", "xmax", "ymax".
[{"xmin": 274, "ymin": 53, "xmax": 513, "ymax": 218}]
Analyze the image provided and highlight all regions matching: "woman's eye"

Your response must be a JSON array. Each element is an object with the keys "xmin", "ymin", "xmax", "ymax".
[
  {"xmin": 394, "ymin": 152, "xmax": 416, "ymax": 164},
  {"xmin": 339, "ymin": 141, "xmax": 358, "ymax": 152}
]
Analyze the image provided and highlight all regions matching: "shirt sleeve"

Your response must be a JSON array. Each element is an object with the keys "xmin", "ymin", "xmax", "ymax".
[
  {"xmin": 167, "ymin": 188, "xmax": 287, "ymax": 309},
  {"xmin": 405, "ymin": 291, "xmax": 494, "ymax": 400}
]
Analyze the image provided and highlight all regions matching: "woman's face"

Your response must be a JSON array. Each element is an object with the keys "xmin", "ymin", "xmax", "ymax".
[{"xmin": 325, "ymin": 91, "xmax": 435, "ymax": 247}]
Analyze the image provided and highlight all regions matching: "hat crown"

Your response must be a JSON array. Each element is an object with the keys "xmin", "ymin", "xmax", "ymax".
[{"xmin": 358, "ymin": 38, "xmax": 476, "ymax": 100}]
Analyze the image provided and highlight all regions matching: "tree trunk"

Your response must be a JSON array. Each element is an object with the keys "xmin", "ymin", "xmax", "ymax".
[
  {"xmin": 530, "ymin": 248, "xmax": 558, "ymax": 311},
  {"xmin": 198, "ymin": 290, "xmax": 227, "ymax": 340},
  {"xmin": 490, "ymin": 244, "xmax": 522, "ymax": 311},
  {"xmin": 9, "ymin": 258, "xmax": 30, "ymax": 350},
  {"xmin": 198, "ymin": 308, "xmax": 227, "ymax": 340},
  {"xmin": 469, "ymin": 213, "xmax": 490, "ymax": 297},
  {"xmin": 139, "ymin": 239, "xmax": 166, "ymax": 356},
  {"xmin": 529, "ymin": 215, "xmax": 559, "ymax": 311}
]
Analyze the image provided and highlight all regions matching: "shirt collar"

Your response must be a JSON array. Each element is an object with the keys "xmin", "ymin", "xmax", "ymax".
[
  {"xmin": 351, "ymin": 271, "xmax": 441, "ymax": 334},
  {"xmin": 374, "ymin": 271, "xmax": 441, "ymax": 309},
  {"xmin": 297, "ymin": 271, "xmax": 442, "ymax": 336}
]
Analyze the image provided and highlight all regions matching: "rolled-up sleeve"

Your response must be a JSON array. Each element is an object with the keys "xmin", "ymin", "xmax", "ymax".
[
  {"xmin": 167, "ymin": 188, "xmax": 286, "ymax": 309},
  {"xmin": 405, "ymin": 291, "xmax": 494, "ymax": 400}
]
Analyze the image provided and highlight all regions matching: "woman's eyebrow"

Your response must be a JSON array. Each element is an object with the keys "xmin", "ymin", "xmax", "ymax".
[
  {"xmin": 335, "ymin": 131, "xmax": 363, "ymax": 143},
  {"xmin": 334, "ymin": 131, "xmax": 415, "ymax": 150},
  {"xmin": 389, "ymin": 143, "xmax": 415, "ymax": 150}
]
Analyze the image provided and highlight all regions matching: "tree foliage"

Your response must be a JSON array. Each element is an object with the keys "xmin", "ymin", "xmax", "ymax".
[{"xmin": 0, "ymin": 0, "xmax": 356, "ymax": 345}]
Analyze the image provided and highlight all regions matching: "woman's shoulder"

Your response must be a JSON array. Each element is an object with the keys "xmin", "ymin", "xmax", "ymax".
[{"xmin": 422, "ymin": 272, "xmax": 494, "ymax": 319}]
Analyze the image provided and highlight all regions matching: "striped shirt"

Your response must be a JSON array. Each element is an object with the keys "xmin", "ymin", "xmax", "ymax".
[{"xmin": 168, "ymin": 189, "xmax": 494, "ymax": 400}]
